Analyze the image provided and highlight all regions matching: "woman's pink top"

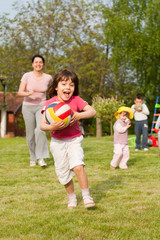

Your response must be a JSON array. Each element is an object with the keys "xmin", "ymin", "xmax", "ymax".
[{"xmin": 21, "ymin": 71, "xmax": 53, "ymax": 105}]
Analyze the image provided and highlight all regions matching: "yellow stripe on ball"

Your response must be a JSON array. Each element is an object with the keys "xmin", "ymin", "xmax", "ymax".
[
  {"xmin": 63, "ymin": 116, "xmax": 69, "ymax": 126},
  {"xmin": 48, "ymin": 107, "xmax": 61, "ymax": 122},
  {"xmin": 52, "ymin": 114, "xmax": 61, "ymax": 122}
]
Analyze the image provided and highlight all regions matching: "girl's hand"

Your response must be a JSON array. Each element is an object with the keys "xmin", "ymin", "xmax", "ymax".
[
  {"xmin": 40, "ymin": 113, "xmax": 66, "ymax": 131},
  {"xmin": 126, "ymin": 122, "xmax": 132, "ymax": 129},
  {"xmin": 50, "ymin": 120, "xmax": 66, "ymax": 130},
  {"xmin": 69, "ymin": 110, "xmax": 80, "ymax": 126}
]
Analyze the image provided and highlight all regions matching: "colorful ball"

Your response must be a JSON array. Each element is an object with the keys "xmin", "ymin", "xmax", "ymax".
[{"xmin": 45, "ymin": 101, "xmax": 72, "ymax": 127}]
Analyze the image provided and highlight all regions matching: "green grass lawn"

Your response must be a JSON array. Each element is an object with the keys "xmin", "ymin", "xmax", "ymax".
[{"xmin": 1, "ymin": 136, "xmax": 160, "ymax": 240}]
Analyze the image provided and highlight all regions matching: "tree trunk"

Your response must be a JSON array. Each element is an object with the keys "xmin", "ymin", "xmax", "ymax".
[
  {"xmin": 96, "ymin": 118, "xmax": 102, "ymax": 137},
  {"xmin": 110, "ymin": 120, "xmax": 113, "ymax": 136}
]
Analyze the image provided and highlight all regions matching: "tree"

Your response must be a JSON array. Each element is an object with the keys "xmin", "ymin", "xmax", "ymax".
[
  {"xmin": 92, "ymin": 95, "xmax": 124, "ymax": 136},
  {"xmin": 102, "ymin": 0, "xmax": 160, "ymax": 130},
  {"xmin": 0, "ymin": 0, "xmax": 107, "ymax": 99},
  {"xmin": 0, "ymin": 0, "xmax": 109, "ymax": 137},
  {"xmin": 102, "ymin": 0, "xmax": 160, "ymax": 100},
  {"xmin": 1, "ymin": 0, "xmax": 159, "ymax": 136}
]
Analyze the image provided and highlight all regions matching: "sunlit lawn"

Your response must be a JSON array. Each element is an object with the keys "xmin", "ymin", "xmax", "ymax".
[{"xmin": 0, "ymin": 136, "xmax": 160, "ymax": 240}]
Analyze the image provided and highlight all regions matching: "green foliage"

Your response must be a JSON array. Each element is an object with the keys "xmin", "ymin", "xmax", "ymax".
[
  {"xmin": 103, "ymin": 0, "xmax": 160, "ymax": 101},
  {"xmin": 0, "ymin": 0, "xmax": 106, "ymax": 104},
  {"xmin": 92, "ymin": 95, "xmax": 125, "ymax": 135},
  {"xmin": 17, "ymin": 113, "xmax": 25, "ymax": 132},
  {"xmin": 88, "ymin": 120, "xmax": 96, "ymax": 136},
  {"xmin": 0, "ymin": 0, "xmax": 160, "ymax": 121}
]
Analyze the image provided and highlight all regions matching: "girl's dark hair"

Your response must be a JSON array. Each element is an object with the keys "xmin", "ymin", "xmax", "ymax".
[
  {"xmin": 48, "ymin": 69, "xmax": 79, "ymax": 98},
  {"xmin": 32, "ymin": 54, "xmax": 45, "ymax": 63}
]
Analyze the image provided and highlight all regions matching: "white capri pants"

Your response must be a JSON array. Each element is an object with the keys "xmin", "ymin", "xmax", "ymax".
[
  {"xmin": 111, "ymin": 144, "xmax": 129, "ymax": 169},
  {"xmin": 50, "ymin": 135, "xmax": 85, "ymax": 185}
]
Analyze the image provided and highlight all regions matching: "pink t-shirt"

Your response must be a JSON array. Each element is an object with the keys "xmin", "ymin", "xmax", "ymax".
[
  {"xmin": 113, "ymin": 119, "xmax": 128, "ymax": 145},
  {"xmin": 42, "ymin": 96, "xmax": 88, "ymax": 139},
  {"xmin": 21, "ymin": 71, "xmax": 53, "ymax": 105}
]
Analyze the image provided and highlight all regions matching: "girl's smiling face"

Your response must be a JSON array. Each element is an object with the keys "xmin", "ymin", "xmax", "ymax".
[
  {"xmin": 56, "ymin": 77, "xmax": 75, "ymax": 102},
  {"xmin": 119, "ymin": 111, "xmax": 129, "ymax": 122}
]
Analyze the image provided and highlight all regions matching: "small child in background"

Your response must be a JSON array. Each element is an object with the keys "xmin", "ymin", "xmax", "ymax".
[
  {"xmin": 110, "ymin": 107, "xmax": 133, "ymax": 170},
  {"xmin": 154, "ymin": 115, "xmax": 160, "ymax": 155},
  {"xmin": 131, "ymin": 93, "xmax": 150, "ymax": 151}
]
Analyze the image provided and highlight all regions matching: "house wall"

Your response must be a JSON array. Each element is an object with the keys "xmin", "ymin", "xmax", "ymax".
[
  {"xmin": 7, "ymin": 113, "xmax": 15, "ymax": 132},
  {"xmin": 6, "ymin": 109, "xmax": 25, "ymax": 137}
]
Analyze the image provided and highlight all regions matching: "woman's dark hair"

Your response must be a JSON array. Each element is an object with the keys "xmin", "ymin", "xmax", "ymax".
[
  {"xmin": 32, "ymin": 54, "xmax": 45, "ymax": 63},
  {"xmin": 48, "ymin": 69, "xmax": 79, "ymax": 98}
]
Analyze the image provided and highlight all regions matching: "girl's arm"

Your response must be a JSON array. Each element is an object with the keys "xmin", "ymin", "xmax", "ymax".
[
  {"xmin": 70, "ymin": 104, "xmax": 96, "ymax": 126},
  {"xmin": 115, "ymin": 122, "xmax": 131, "ymax": 133},
  {"xmin": 40, "ymin": 112, "xmax": 66, "ymax": 131},
  {"xmin": 17, "ymin": 81, "xmax": 34, "ymax": 97}
]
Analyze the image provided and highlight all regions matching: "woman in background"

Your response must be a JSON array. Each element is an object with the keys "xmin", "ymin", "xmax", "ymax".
[{"xmin": 18, "ymin": 54, "xmax": 53, "ymax": 167}]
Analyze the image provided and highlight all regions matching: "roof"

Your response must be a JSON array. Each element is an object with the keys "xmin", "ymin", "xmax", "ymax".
[{"xmin": 0, "ymin": 92, "xmax": 24, "ymax": 113}]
